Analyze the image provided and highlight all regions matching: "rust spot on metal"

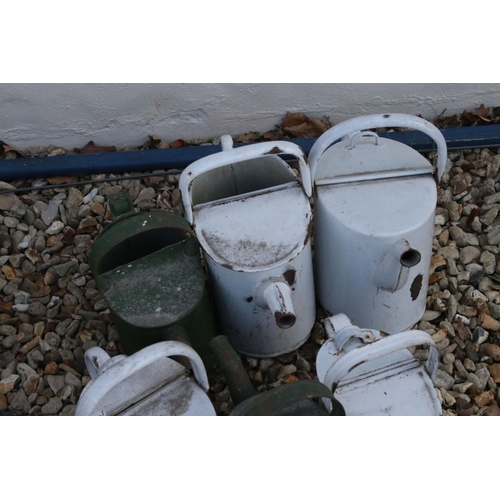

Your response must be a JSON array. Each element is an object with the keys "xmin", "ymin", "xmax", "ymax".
[
  {"xmin": 410, "ymin": 274, "xmax": 423, "ymax": 301},
  {"xmin": 221, "ymin": 263, "xmax": 235, "ymax": 270},
  {"xmin": 304, "ymin": 217, "xmax": 313, "ymax": 246},
  {"xmin": 268, "ymin": 147, "xmax": 283, "ymax": 155},
  {"xmin": 283, "ymin": 269, "xmax": 296, "ymax": 286}
]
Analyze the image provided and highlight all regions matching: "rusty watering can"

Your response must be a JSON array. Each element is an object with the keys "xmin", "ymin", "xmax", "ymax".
[
  {"xmin": 75, "ymin": 341, "xmax": 216, "ymax": 416},
  {"xmin": 89, "ymin": 191, "xmax": 218, "ymax": 374},
  {"xmin": 309, "ymin": 113, "xmax": 448, "ymax": 333},
  {"xmin": 180, "ymin": 136, "xmax": 316, "ymax": 358},
  {"xmin": 315, "ymin": 314, "xmax": 441, "ymax": 416},
  {"xmin": 209, "ymin": 335, "xmax": 345, "ymax": 415}
]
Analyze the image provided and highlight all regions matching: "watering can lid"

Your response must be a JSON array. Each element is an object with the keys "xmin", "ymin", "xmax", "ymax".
[
  {"xmin": 314, "ymin": 136, "xmax": 433, "ymax": 185},
  {"xmin": 103, "ymin": 248, "xmax": 206, "ymax": 328},
  {"xmin": 316, "ymin": 175, "xmax": 437, "ymax": 238},
  {"xmin": 194, "ymin": 186, "xmax": 312, "ymax": 270},
  {"xmin": 195, "ymin": 187, "xmax": 312, "ymax": 271}
]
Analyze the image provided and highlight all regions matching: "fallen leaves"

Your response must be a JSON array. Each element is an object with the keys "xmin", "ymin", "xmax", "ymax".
[
  {"xmin": 74, "ymin": 141, "xmax": 117, "ymax": 155},
  {"xmin": 263, "ymin": 112, "xmax": 332, "ymax": 140},
  {"xmin": 0, "ymin": 141, "xmax": 24, "ymax": 159},
  {"xmin": 435, "ymin": 105, "xmax": 500, "ymax": 128}
]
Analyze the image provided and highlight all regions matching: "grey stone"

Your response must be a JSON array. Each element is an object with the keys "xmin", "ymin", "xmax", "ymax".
[
  {"xmin": 9, "ymin": 198, "xmax": 27, "ymax": 218},
  {"xmin": 82, "ymin": 188, "xmax": 98, "ymax": 204},
  {"xmin": 45, "ymin": 221, "xmax": 65, "ymax": 235},
  {"xmin": 476, "ymin": 367, "xmax": 491, "ymax": 390},
  {"xmin": 28, "ymin": 302, "xmax": 47, "ymax": 317},
  {"xmin": 41, "ymin": 397, "xmax": 63, "ymax": 415},
  {"xmin": 46, "ymin": 375, "xmax": 65, "ymax": 395},
  {"xmin": 16, "ymin": 363, "xmax": 39, "ymax": 382},
  {"xmin": 483, "ymin": 192, "xmax": 500, "ymax": 205},
  {"xmin": 437, "ymin": 245, "xmax": 460, "ymax": 260},
  {"xmin": 0, "ymin": 325, "xmax": 16, "ymax": 336},
  {"xmin": 487, "ymin": 225, "xmax": 500, "ymax": 245},
  {"xmin": 44, "ymin": 332, "xmax": 61, "ymax": 349},
  {"xmin": 460, "ymin": 246, "xmax": 481, "ymax": 265},
  {"xmin": 434, "ymin": 369, "xmax": 455, "ymax": 390},
  {"xmin": 0, "ymin": 352, "xmax": 15, "ymax": 369},
  {"xmin": 9, "ymin": 389, "xmax": 30, "ymax": 413},
  {"xmin": 4, "ymin": 216, "xmax": 19, "ymax": 228},
  {"xmin": 449, "ymin": 226, "xmax": 479, "ymax": 247},
  {"xmin": 41, "ymin": 195, "xmax": 65, "ymax": 225},
  {"xmin": 480, "ymin": 251, "xmax": 496, "ymax": 274},
  {"xmin": 60, "ymin": 405, "xmax": 76, "ymax": 416},
  {"xmin": 51, "ymin": 260, "xmax": 79, "ymax": 278},
  {"xmin": 65, "ymin": 188, "xmax": 83, "ymax": 208},
  {"xmin": 64, "ymin": 372, "xmax": 81, "ymax": 389}
]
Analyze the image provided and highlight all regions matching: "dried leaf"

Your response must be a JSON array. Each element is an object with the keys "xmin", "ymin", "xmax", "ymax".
[
  {"xmin": 61, "ymin": 228, "xmax": 76, "ymax": 243},
  {"xmin": 456, "ymin": 320, "xmax": 471, "ymax": 342},
  {"xmin": 235, "ymin": 131, "xmax": 261, "ymax": 143},
  {"xmin": 283, "ymin": 118, "xmax": 330, "ymax": 139},
  {"xmin": 461, "ymin": 111, "xmax": 479, "ymax": 126},
  {"xmin": 170, "ymin": 139, "xmax": 185, "ymax": 148},
  {"xmin": 475, "ymin": 104, "xmax": 490, "ymax": 119},
  {"xmin": 0, "ymin": 141, "xmax": 24, "ymax": 158},
  {"xmin": 75, "ymin": 141, "xmax": 116, "ymax": 155},
  {"xmin": 281, "ymin": 112, "xmax": 312, "ymax": 129},
  {"xmin": 262, "ymin": 129, "xmax": 281, "ymax": 141}
]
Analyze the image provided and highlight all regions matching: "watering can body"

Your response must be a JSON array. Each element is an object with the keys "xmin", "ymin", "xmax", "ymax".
[
  {"xmin": 75, "ymin": 341, "xmax": 216, "ymax": 416},
  {"xmin": 316, "ymin": 314, "xmax": 441, "ymax": 416},
  {"xmin": 89, "ymin": 191, "xmax": 218, "ymax": 374},
  {"xmin": 180, "ymin": 137, "xmax": 316, "ymax": 358},
  {"xmin": 309, "ymin": 114, "xmax": 447, "ymax": 333}
]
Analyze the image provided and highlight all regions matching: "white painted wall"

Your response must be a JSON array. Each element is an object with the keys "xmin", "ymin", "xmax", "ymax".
[{"xmin": 1, "ymin": 83, "xmax": 500, "ymax": 152}]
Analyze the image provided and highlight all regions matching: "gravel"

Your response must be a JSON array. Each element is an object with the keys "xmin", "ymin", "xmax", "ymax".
[{"xmin": 1, "ymin": 141, "xmax": 500, "ymax": 416}]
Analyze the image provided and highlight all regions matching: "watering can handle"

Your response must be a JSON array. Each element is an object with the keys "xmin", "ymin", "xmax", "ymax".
[
  {"xmin": 322, "ymin": 330, "xmax": 439, "ymax": 394},
  {"xmin": 84, "ymin": 341, "xmax": 210, "ymax": 401},
  {"xmin": 179, "ymin": 138, "xmax": 312, "ymax": 224},
  {"xmin": 308, "ymin": 113, "xmax": 448, "ymax": 183}
]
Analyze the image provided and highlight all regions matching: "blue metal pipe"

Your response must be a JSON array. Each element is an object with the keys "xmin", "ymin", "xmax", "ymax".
[{"xmin": 2, "ymin": 124, "xmax": 500, "ymax": 181}]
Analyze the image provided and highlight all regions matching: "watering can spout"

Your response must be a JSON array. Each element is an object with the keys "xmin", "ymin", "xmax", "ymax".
[
  {"xmin": 261, "ymin": 280, "xmax": 297, "ymax": 329},
  {"xmin": 374, "ymin": 239, "xmax": 421, "ymax": 293}
]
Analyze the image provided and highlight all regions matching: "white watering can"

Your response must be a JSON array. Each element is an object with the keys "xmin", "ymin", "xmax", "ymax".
[
  {"xmin": 75, "ymin": 341, "xmax": 216, "ymax": 416},
  {"xmin": 316, "ymin": 314, "xmax": 441, "ymax": 416},
  {"xmin": 180, "ymin": 136, "xmax": 316, "ymax": 358},
  {"xmin": 309, "ymin": 113, "xmax": 447, "ymax": 333}
]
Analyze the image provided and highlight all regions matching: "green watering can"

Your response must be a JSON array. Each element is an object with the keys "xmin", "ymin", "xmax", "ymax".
[
  {"xmin": 209, "ymin": 336, "xmax": 346, "ymax": 416},
  {"xmin": 89, "ymin": 191, "xmax": 218, "ymax": 377}
]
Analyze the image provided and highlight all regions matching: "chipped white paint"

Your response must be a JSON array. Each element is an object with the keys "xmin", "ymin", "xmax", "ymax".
[
  {"xmin": 1, "ymin": 83, "xmax": 500, "ymax": 151},
  {"xmin": 316, "ymin": 314, "xmax": 441, "ymax": 416},
  {"xmin": 180, "ymin": 137, "xmax": 315, "ymax": 357},
  {"xmin": 311, "ymin": 114, "xmax": 447, "ymax": 333}
]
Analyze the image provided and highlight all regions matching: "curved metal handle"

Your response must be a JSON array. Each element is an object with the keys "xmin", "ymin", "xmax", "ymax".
[
  {"xmin": 87, "ymin": 341, "xmax": 210, "ymax": 395},
  {"xmin": 322, "ymin": 330, "xmax": 439, "ymax": 394},
  {"xmin": 180, "ymin": 140, "xmax": 312, "ymax": 224},
  {"xmin": 309, "ymin": 113, "xmax": 447, "ymax": 182}
]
